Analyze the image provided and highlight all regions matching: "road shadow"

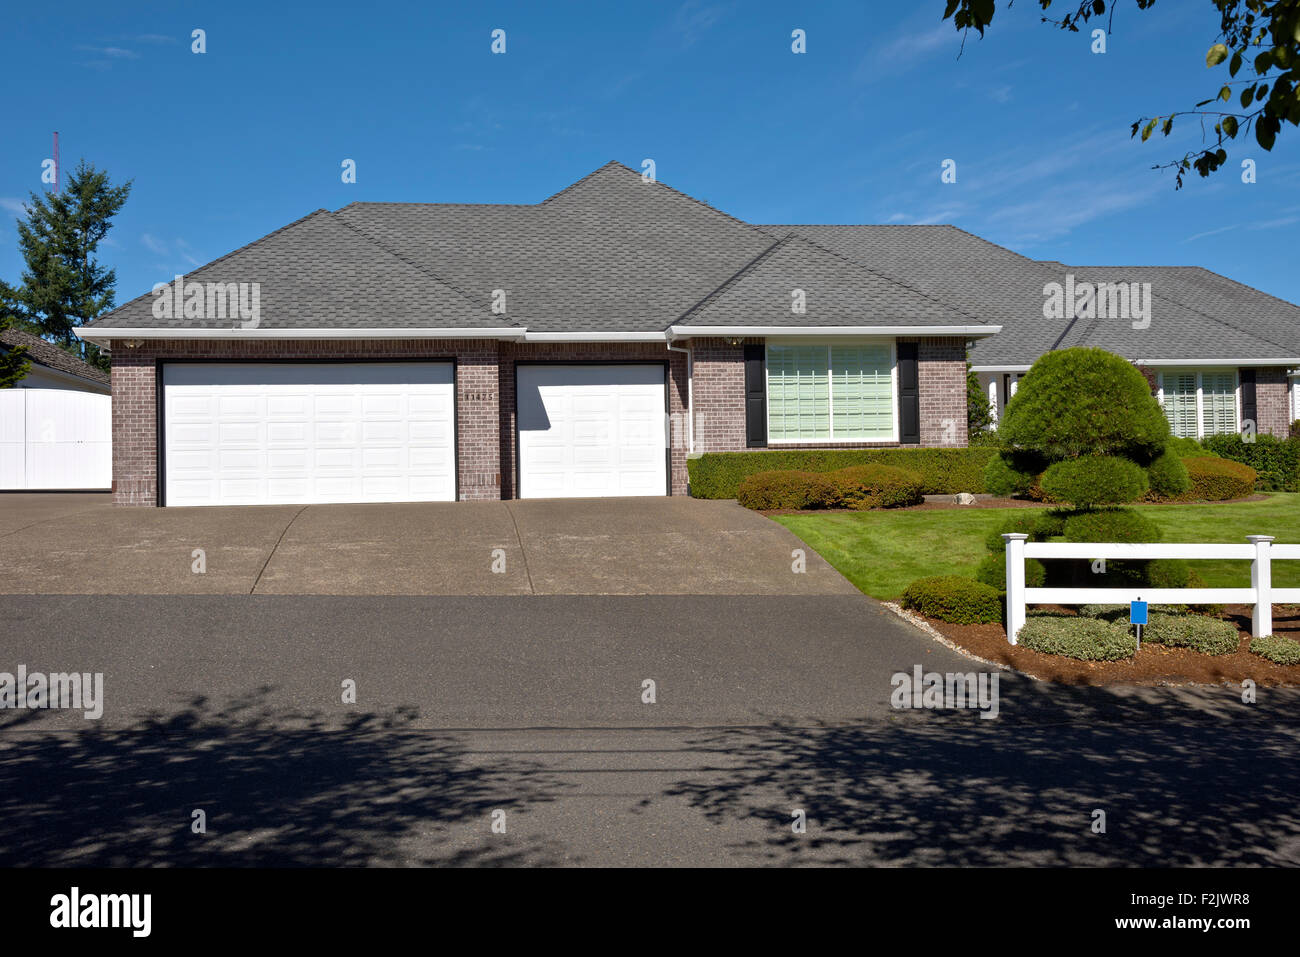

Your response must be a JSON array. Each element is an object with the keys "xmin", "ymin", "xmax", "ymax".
[
  {"xmin": 0, "ymin": 689, "xmax": 572, "ymax": 867},
  {"xmin": 663, "ymin": 679, "xmax": 1300, "ymax": 866}
]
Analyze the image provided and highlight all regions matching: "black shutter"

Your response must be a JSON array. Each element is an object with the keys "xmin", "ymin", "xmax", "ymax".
[
  {"xmin": 1240, "ymin": 368, "xmax": 1256, "ymax": 431},
  {"xmin": 898, "ymin": 342, "xmax": 920, "ymax": 444},
  {"xmin": 743, "ymin": 344, "xmax": 767, "ymax": 447}
]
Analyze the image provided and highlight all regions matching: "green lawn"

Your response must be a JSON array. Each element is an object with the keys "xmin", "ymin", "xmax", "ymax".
[{"xmin": 774, "ymin": 493, "xmax": 1300, "ymax": 600}]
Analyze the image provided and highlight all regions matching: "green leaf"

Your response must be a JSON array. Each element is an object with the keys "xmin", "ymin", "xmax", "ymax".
[
  {"xmin": 1141, "ymin": 118, "xmax": 1158, "ymax": 142},
  {"xmin": 1256, "ymin": 116, "xmax": 1278, "ymax": 150},
  {"xmin": 1219, "ymin": 85, "xmax": 1232, "ymax": 102},
  {"xmin": 1230, "ymin": 50, "xmax": 1243, "ymax": 77},
  {"xmin": 1241, "ymin": 86, "xmax": 1255, "ymax": 108},
  {"xmin": 1207, "ymin": 44, "xmax": 1229, "ymax": 68},
  {"xmin": 1256, "ymin": 51, "xmax": 1274, "ymax": 74},
  {"xmin": 1222, "ymin": 115, "xmax": 1238, "ymax": 137},
  {"xmin": 1162, "ymin": 116, "xmax": 1174, "ymax": 135}
]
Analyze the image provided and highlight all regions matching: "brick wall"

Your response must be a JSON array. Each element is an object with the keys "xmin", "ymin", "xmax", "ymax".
[
  {"xmin": 1254, "ymin": 367, "xmax": 1291, "ymax": 438},
  {"xmin": 108, "ymin": 338, "xmax": 500, "ymax": 506},
  {"xmin": 690, "ymin": 337, "xmax": 749, "ymax": 453},
  {"xmin": 498, "ymin": 341, "xmax": 689, "ymax": 497},
  {"xmin": 914, "ymin": 336, "xmax": 969, "ymax": 447}
]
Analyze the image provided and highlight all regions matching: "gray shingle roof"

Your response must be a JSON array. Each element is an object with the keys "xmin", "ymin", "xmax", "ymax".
[
  {"xmin": 0, "ymin": 327, "xmax": 110, "ymax": 387},
  {"xmin": 83, "ymin": 160, "xmax": 1300, "ymax": 367}
]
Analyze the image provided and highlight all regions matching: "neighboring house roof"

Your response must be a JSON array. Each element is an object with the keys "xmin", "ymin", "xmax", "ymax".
[
  {"xmin": 78, "ymin": 160, "xmax": 1300, "ymax": 366},
  {"xmin": 0, "ymin": 327, "xmax": 110, "ymax": 388}
]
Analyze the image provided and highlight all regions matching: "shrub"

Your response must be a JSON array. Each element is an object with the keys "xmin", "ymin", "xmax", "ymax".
[
  {"xmin": 984, "ymin": 513, "xmax": 1047, "ymax": 552},
  {"xmin": 735, "ymin": 470, "xmax": 836, "ymax": 510},
  {"xmin": 998, "ymin": 348, "xmax": 1170, "ymax": 461},
  {"xmin": 1250, "ymin": 635, "xmax": 1300, "ymax": 665},
  {"xmin": 1079, "ymin": 603, "xmax": 1184, "ymax": 619},
  {"xmin": 1040, "ymin": 455, "xmax": 1149, "ymax": 507},
  {"xmin": 901, "ymin": 576, "xmax": 1003, "ymax": 624},
  {"xmin": 1146, "ymin": 448, "xmax": 1192, "ymax": 498},
  {"xmin": 1165, "ymin": 436, "xmax": 1208, "ymax": 458},
  {"xmin": 828, "ymin": 464, "xmax": 925, "ymax": 510},
  {"xmin": 1169, "ymin": 456, "xmax": 1257, "ymax": 502},
  {"xmin": 1139, "ymin": 613, "xmax": 1240, "ymax": 656},
  {"xmin": 1202, "ymin": 433, "xmax": 1300, "ymax": 492},
  {"xmin": 975, "ymin": 553, "xmax": 1046, "ymax": 590},
  {"xmin": 1062, "ymin": 508, "xmax": 1162, "ymax": 544},
  {"xmin": 687, "ymin": 448, "xmax": 999, "ymax": 499},
  {"xmin": 1017, "ymin": 615, "xmax": 1137, "ymax": 660},
  {"xmin": 983, "ymin": 454, "xmax": 1037, "ymax": 497}
]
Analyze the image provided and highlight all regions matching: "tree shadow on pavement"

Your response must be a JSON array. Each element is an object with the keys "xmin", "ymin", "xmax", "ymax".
[
  {"xmin": 665, "ymin": 678, "xmax": 1300, "ymax": 866},
  {"xmin": 0, "ymin": 689, "xmax": 572, "ymax": 867}
]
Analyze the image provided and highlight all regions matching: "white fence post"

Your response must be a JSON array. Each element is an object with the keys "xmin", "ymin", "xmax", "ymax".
[
  {"xmin": 1248, "ymin": 535, "xmax": 1274, "ymax": 638},
  {"xmin": 1003, "ymin": 533, "xmax": 1029, "ymax": 645}
]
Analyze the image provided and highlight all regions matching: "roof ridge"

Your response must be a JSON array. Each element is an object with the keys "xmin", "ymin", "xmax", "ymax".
[
  {"xmin": 675, "ymin": 235, "xmax": 792, "ymax": 324},
  {"xmin": 1188, "ymin": 267, "xmax": 1300, "ymax": 313},
  {"xmin": 337, "ymin": 201, "xmax": 536, "ymax": 210},
  {"xmin": 537, "ymin": 160, "xmax": 627, "ymax": 204},
  {"xmin": 786, "ymin": 230, "xmax": 985, "ymax": 324},
  {"xmin": 328, "ymin": 212, "xmax": 521, "ymax": 326},
  {"xmin": 88, "ymin": 208, "xmax": 335, "ymax": 326}
]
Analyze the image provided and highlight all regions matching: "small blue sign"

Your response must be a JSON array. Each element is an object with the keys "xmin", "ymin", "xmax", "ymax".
[{"xmin": 1130, "ymin": 600, "xmax": 1148, "ymax": 626}]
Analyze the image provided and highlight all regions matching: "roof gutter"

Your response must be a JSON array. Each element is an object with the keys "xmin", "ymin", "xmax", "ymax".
[
  {"xmin": 521, "ymin": 331, "xmax": 669, "ymax": 342},
  {"xmin": 74, "ymin": 327, "xmax": 529, "ymax": 346},
  {"xmin": 668, "ymin": 324, "xmax": 1001, "ymax": 338}
]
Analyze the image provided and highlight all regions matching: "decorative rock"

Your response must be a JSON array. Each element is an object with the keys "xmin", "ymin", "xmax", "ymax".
[{"xmin": 954, "ymin": 492, "xmax": 977, "ymax": 506}]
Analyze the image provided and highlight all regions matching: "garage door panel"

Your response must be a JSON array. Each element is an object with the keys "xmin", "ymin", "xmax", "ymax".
[
  {"xmin": 517, "ymin": 364, "xmax": 666, "ymax": 499},
  {"xmin": 164, "ymin": 362, "xmax": 456, "ymax": 506}
]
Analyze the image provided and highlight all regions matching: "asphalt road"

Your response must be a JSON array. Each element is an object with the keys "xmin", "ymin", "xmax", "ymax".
[{"xmin": 4, "ymin": 593, "xmax": 1300, "ymax": 866}]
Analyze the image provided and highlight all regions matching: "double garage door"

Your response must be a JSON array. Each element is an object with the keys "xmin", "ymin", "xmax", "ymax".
[{"xmin": 161, "ymin": 362, "xmax": 667, "ymax": 506}]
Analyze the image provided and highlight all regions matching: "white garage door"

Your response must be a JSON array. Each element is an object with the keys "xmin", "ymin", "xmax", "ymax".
[
  {"xmin": 0, "ymin": 389, "xmax": 111, "ymax": 490},
  {"xmin": 163, "ymin": 362, "xmax": 456, "ymax": 507},
  {"xmin": 517, "ymin": 364, "xmax": 667, "ymax": 498}
]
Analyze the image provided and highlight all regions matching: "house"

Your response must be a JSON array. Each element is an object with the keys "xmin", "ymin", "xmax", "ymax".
[
  {"xmin": 1, "ymin": 327, "xmax": 112, "ymax": 490},
  {"xmin": 75, "ymin": 161, "xmax": 1300, "ymax": 507}
]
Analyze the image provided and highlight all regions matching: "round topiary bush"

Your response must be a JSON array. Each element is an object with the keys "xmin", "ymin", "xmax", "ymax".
[
  {"xmin": 1174, "ymin": 457, "xmax": 1257, "ymax": 502},
  {"xmin": 1250, "ymin": 635, "xmax": 1300, "ymax": 665},
  {"xmin": 975, "ymin": 553, "xmax": 1046, "ymax": 590},
  {"xmin": 827, "ymin": 464, "xmax": 925, "ymax": 510},
  {"xmin": 998, "ymin": 347, "xmax": 1170, "ymax": 461},
  {"xmin": 984, "ymin": 513, "xmax": 1048, "ymax": 552},
  {"xmin": 900, "ymin": 576, "xmax": 1002, "ymax": 624},
  {"xmin": 736, "ymin": 470, "xmax": 836, "ymax": 510},
  {"xmin": 1017, "ymin": 615, "xmax": 1137, "ymax": 660},
  {"xmin": 1061, "ymin": 508, "xmax": 1162, "ymax": 544},
  {"xmin": 983, "ymin": 454, "xmax": 1039, "ymax": 498},
  {"xmin": 1040, "ymin": 454, "xmax": 1150, "ymax": 507},
  {"xmin": 1146, "ymin": 448, "xmax": 1192, "ymax": 498}
]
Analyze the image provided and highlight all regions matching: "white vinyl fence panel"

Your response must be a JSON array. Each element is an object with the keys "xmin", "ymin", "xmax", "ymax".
[{"xmin": 0, "ymin": 388, "xmax": 111, "ymax": 490}]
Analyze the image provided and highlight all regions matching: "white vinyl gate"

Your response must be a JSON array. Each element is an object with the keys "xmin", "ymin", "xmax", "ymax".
[{"xmin": 0, "ymin": 388, "xmax": 112, "ymax": 490}]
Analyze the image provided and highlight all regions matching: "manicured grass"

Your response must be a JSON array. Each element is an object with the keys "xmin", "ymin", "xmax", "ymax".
[{"xmin": 774, "ymin": 493, "xmax": 1300, "ymax": 600}]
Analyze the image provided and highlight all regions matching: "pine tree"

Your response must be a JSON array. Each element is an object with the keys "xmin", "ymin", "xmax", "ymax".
[{"xmin": 6, "ymin": 160, "xmax": 132, "ymax": 370}]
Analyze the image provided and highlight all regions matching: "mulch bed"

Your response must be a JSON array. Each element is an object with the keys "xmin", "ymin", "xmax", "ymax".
[
  {"xmin": 762, "ymin": 494, "xmax": 1268, "ymax": 516},
  {"xmin": 925, "ymin": 604, "xmax": 1300, "ymax": 687}
]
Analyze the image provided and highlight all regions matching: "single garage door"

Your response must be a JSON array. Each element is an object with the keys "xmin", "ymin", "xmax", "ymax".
[
  {"xmin": 163, "ymin": 362, "xmax": 456, "ymax": 506},
  {"xmin": 516, "ymin": 364, "xmax": 667, "ymax": 498}
]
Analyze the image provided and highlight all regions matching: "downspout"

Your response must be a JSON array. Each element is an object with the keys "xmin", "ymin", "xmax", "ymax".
[{"xmin": 666, "ymin": 334, "xmax": 693, "ymax": 454}]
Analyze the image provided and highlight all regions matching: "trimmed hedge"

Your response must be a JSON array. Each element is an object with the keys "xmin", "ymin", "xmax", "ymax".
[
  {"xmin": 901, "ymin": 576, "xmax": 1003, "ymax": 624},
  {"xmin": 1146, "ymin": 448, "xmax": 1192, "ymax": 498},
  {"xmin": 1201, "ymin": 433, "xmax": 1300, "ymax": 492},
  {"xmin": 983, "ymin": 512, "xmax": 1063, "ymax": 552},
  {"xmin": 1062, "ymin": 508, "xmax": 1162, "ymax": 544},
  {"xmin": 1165, "ymin": 456, "xmax": 1258, "ymax": 502},
  {"xmin": 1017, "ymin": 615, "xmax": 1137, "ymax": 660},
  {"xmin": 830, "ymin": 464, "xmax": 925, "ymax": 510},
  {"xmin": 687, "ymin": 447, "xmax": 999, "ymax": 499},
  {"xmin": 1140, "ymin": 612, "xmax": 1241, "ymax": 656},
  {"xmin": 1040, "ymin": 454, "xmax": 1149, "ymax": 507},
  {"xmin": 734, "ymin": 470, "xmax": 837, "ymax": 510},
  {"xmin": 1250, "ymin": 635, "xmax": 1300, "ymax": 665},
  {"xmin": 983, "ymin": 455, "xmax": 1040, "ymax": 498},
  {"xmin": 975, "ymin": 553, "xmax": 1046, "ymax": 590}
]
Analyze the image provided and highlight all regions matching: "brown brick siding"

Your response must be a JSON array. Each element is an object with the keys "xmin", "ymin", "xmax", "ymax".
[
  {"xmin": 1254, "ymin": 367, "xmax": 1291, "ymax": 438},
  {"xmin": 108, "ymin": 334, "xmax": 966, "ymax": 505}
]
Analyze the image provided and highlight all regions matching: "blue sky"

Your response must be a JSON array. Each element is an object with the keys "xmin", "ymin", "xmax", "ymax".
[{"xmin": 4, "ymin": 0, "xmax": 1299, "ymax": 309}]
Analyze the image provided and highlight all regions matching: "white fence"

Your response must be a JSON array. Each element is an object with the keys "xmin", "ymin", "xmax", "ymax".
[
  {"xmin": 0, "ymin": 388, "xmax": 111, "ymax": 490},
  {"xmin": 1002, "ymin": 533, "xmax": 1300, "ymax": 641}
]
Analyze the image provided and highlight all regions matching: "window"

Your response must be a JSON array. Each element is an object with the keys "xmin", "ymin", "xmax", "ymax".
[
  {"xmin": 1159, "ymin": 369, "xmax": 1238, "ymax": 439},
  {"xmin": 766, "ymin": 342, "xmax": 895, "ymax": 441}
]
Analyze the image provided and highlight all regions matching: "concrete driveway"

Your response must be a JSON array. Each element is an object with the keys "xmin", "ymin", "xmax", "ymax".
[{"xmin": 0, "ymin": 493, "xmax": 857, "ymax": 596}]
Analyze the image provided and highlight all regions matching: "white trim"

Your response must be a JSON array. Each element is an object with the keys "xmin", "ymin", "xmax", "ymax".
[
  {"xmin": 75, "ymin": 327, "xmax": 527, "ymax": 345},
  {"xmin": 1157, "ymin": 366, "xmax": 1239, "ymax": 439},
  {"xmin": 523, "ymin": 331, "xmax": 668, "ymax": 342},
  {"xmin": 764, "ymin": 338, "xmax": 900, "ymax": 444},
  {"xmin": 969, "ymin": 364, "xmax": 1031, "ymax": 373},
  {"xmin": 670, "ymin": 324, "xmax": 1000, "ymax": 338},
  {"xmin": 1133, "ymin": 357, "xmax": 1300, "ymax": 366}
]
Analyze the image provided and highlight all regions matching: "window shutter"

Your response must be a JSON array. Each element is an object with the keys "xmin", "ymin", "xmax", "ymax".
[
  {"xmin": 1240, "ymin": 368, "xmax": 1256, "ymax": 432},
  {"xmin": 1201, "ymin": 371, "xmax": 1237, "ymax": 436},
  {"xmin": 1163, "ymin": 372, "xmax": 1198, "ymax": 438},
  {"xmin": 897, "ymin": 342, "xmax": 919, "ymax": 444},
  {"xmin": 743, "ymin": 344, "xmax": 767, "ymax": 447}
]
